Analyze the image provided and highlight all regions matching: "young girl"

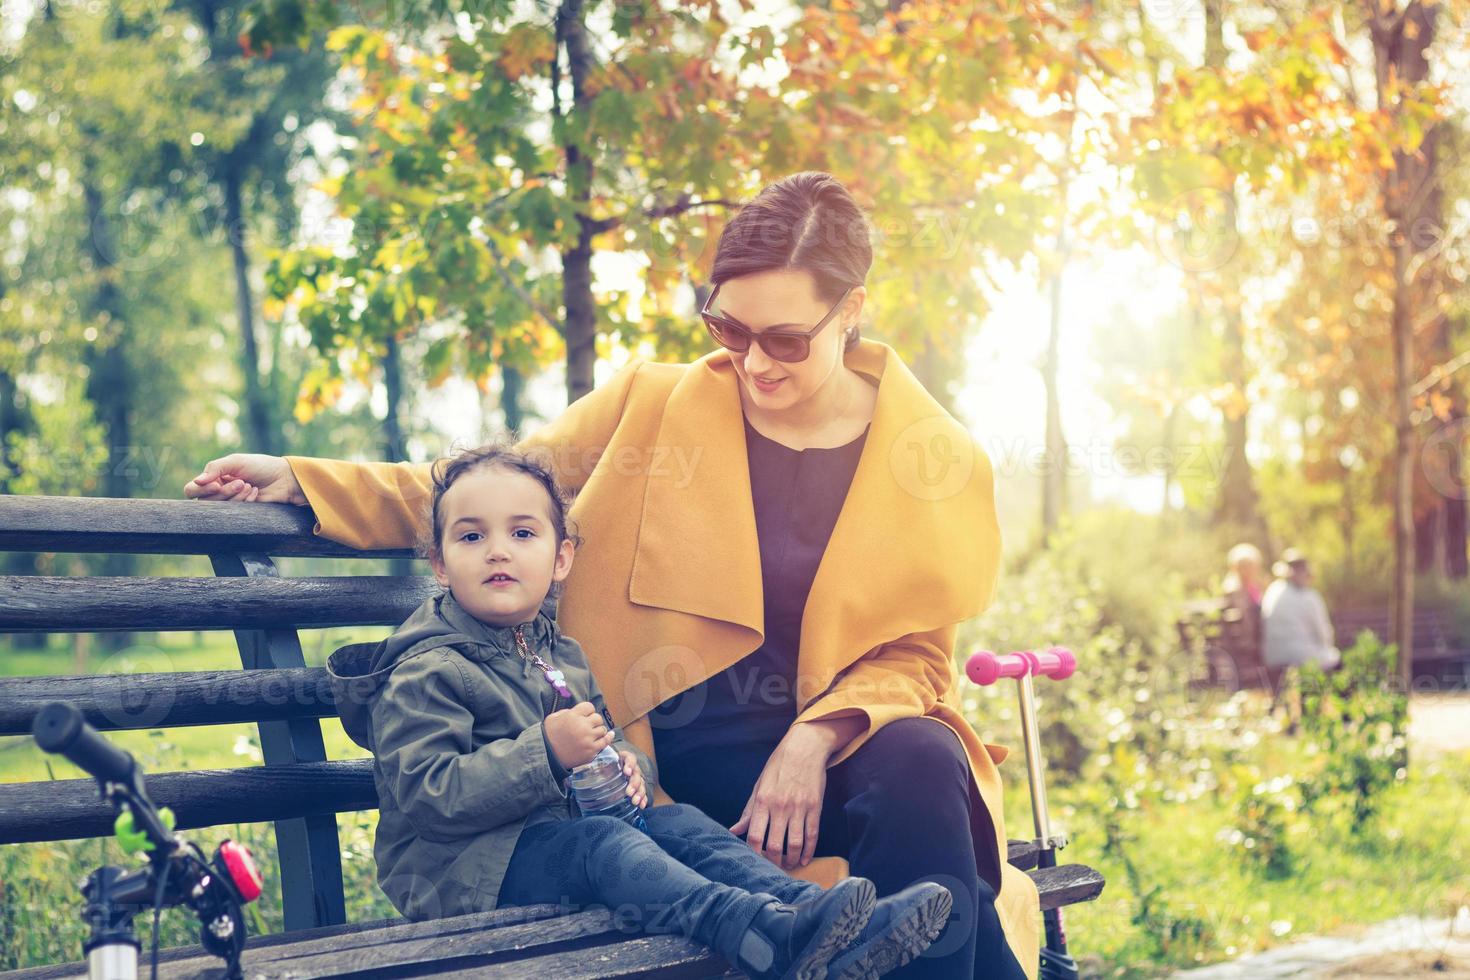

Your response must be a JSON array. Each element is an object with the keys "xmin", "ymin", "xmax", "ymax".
[{"xmin": 326, "ymin": 446, "xmax": 953, "ymax": 980}]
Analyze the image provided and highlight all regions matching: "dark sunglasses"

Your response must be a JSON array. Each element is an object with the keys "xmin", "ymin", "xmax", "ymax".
[{"xmin": 700, "ymin": 284, "xmax": 854, "ymax": 363}]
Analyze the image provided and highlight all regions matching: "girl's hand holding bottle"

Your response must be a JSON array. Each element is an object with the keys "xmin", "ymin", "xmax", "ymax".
[
  {"xmin": 547, "ymin": 703, "xmax": 648, "ymax": 830},
  {"xmin": 544, "ymin": 701, "xmax": 616, "ymax": 770},
  {"xmin": 618, "ymin": 750, "xmax": 648, "ymax": 810}
]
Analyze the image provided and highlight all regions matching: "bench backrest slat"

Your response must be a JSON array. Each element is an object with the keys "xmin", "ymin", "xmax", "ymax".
[
  {"xmin": 0, "ymin": 760, "xmax": 376, "ymax": 844},
  {"xmin": 0, "ymin": 495, "xmax": 416, "ymax": 558},
  {"xmin": 0, "ymin": 668, "xmax": 336, "ymax": 735},
  {"xmin": 0, "ymin": 574, "xmax": 437, "ymax": 632}
]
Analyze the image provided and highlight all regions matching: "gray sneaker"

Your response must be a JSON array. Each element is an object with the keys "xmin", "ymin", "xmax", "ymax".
[{"xmin": 825, "ymin": 881, "xmax": 954, "ymax": 979}]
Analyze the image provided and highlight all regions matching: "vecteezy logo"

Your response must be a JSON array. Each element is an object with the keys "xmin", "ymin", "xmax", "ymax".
[
  {"xmin": 1154, "ymin": 187, "xmax": 1241, "ymax": 273},
  {"xmin": 1421, "ymin": 417, "xmax": 1469, "ymax": 500},
  {"xmin": 891, "ymin": 417, "xmax": 975, "ymax": 501},
  {"xmin": 623, "ymin": 645, "xmax": 708, "ymax": 730}
]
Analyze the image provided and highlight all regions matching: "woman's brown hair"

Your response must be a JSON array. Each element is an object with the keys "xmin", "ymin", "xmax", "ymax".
[{"xmin": 710, "ymin": 171, "xmax": 873, "ymax": 352}]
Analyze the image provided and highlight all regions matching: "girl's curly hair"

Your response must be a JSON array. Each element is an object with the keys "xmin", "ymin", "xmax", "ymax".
[{"xmin": 420, "ymin": 444, "xmax": 580, "ymax": 565}]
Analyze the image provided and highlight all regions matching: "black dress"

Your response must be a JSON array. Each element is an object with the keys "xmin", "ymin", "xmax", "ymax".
[{"xmin": 652, "ymin": 413, "xmax": 869, "ymax": 794}]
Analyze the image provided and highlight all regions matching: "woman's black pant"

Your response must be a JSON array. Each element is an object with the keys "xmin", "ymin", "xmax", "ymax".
[{"xmin": 657, "ymin": 716, "xmax": 1031, "ymax": 980}]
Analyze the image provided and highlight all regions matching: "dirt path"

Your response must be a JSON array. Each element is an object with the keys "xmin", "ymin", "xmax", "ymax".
[
  {"xmin": 1171, "ymin": 914, "xmax": 1470, "ymax": 979},
  {"xmin": 1409, "ymin": 693, "xmax": 1470, "ymax": 758},
  {"xmin": 1167, "ymin": 693, "xmax": 1469, "ymax": 978}
]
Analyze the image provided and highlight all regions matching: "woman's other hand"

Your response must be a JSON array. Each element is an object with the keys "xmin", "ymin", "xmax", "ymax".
[
  {"xmin": 184, "ymin": 454, "xmax": 305, "ymax": 505},
  {"xmin": 730, "ymin": 722, "xmax": 835, "ymax": 870}
]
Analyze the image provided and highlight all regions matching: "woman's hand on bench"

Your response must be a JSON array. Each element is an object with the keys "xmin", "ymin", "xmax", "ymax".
[{"xmin": 184, "ymin": 453, "xmax": 307, "ymax": 505}]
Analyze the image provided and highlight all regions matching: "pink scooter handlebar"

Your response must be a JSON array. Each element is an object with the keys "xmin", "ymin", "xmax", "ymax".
[{"xmin": 965, "ymin": 647, "xmax": 1077, "ymax": 687}]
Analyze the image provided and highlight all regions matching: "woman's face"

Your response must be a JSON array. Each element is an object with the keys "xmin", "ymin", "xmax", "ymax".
[{"xmin": 712, "ymin": 269, "xmax": 863, "ymax": 414}]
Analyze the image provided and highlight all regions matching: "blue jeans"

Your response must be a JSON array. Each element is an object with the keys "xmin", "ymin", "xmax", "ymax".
[{"xmin": 498, "ymin": 803, "xmax": 825, "ymax": 963}]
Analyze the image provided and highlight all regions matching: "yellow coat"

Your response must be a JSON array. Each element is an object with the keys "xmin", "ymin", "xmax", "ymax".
[{"xmin": 286, "ymin": 340, "xmax": 1040, "ymax": 976}]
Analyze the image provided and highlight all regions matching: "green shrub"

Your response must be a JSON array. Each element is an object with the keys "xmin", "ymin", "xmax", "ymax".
[
  {"xmin": 1297, "ymin": 631, "xmax": 1409, "ymax": 829},
  {"xmin": 1229, "ymin": 775, "xmax": 1299, "ymax": 880}
]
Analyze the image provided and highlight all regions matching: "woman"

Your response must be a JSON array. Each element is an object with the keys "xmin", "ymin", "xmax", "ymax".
[
  {"xmin": 1220, "ymin": 542, "xmax": 1266, "ymax": 686},
  {"xmin": 185, "ymin": 172, "xmax": 1039, "ymax": 979}
]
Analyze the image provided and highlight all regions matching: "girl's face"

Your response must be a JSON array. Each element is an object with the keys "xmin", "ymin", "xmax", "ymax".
[
  {"xmin": 429, "ymin": 466, "xmax": 574, "ymax": 628},
  {"xmin": 711, "ymin": 269, "xmax": 863, "ymax": 414}
]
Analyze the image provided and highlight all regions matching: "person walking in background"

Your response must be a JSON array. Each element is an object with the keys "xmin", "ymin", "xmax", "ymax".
[{"xmin": 1261, "ymin": 548, "xmax": 1340, "ymax": 731}]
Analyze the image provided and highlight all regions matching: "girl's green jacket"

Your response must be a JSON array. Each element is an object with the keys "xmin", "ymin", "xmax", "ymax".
[{"xmin": 327, "ymin": 589, "xmax": 657, "ymax": 921}]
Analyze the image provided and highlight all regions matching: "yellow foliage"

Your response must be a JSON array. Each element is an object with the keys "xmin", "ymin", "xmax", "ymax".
[
  {"xmin": 294, "ymin": 366, "xmax": 345, "ymax": 423},
  {"xmin": 497, "ymin": 25, "xmax": 555, "ymax": 83}
]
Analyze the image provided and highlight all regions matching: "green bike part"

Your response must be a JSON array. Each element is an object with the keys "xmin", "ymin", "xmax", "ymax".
[{"xmin": 114, "ymin": 806, "xmax": 176, "ymax": 855}]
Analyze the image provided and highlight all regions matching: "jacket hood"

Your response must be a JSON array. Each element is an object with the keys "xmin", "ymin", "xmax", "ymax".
[{"xmin": 326, "ymin": 590, "xmax": 561, "ymax": 751}]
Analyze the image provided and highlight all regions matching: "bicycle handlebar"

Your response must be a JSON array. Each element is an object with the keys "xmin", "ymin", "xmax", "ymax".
[
  {"xmin": 34, "ymin": 702, "xmax": 138, "ymax": 786},
  {"xmin": 32, "ymin": 701, "xmax": 262, "ymax": 980}
]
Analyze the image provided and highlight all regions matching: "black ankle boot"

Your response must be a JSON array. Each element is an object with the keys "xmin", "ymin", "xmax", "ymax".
[
  {"xmin": 825, "ymin": 881, "xmax": 954, "ymax": 980},
  {"xmin": 732, "ymin": 876, "xmax": 877, "ymax": 980}
]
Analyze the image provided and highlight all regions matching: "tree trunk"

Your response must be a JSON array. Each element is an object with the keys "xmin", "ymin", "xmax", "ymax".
[
  {"xmin": 1403, "ymin": 43, "xmax": 1466, "ymax": 581},
  {"xmin": 1041, "ymin": 230, "xmax": 1067, "ymax": 543},
  {"xmin": 910, "ymin": 331, "xmax": 959, "ymax": 415},
  {"xmin": 1205, "ymin": 0, "xmax": 1263, "ymax": 537},
  {"xmin": 1215, "ymin": 356, "xmax": 1260, "ymax": 529},
  {"xmin": 382, "ymin": 333, "xmax": 408, "ymax": 464},
  {"xmin": 223, "ymin": 155, "xmax": 277, "ymax": 454},
  {"xmin": 1370, "ymin": 0, "xmax": 1439, "ymax": 692},
  {"xmin": 382, "ymin": 333, "xmax": 414, "ymax": 576},
  {"xmin": 0, "ymin": 368, "xmax": 20, "ymax": 492},
  {"xmin": 500, "ymin": 365, "xmax": 525, "ymax": 435},
  {"xmin": 1413, "ymin": 295, "xmax": 1467, "ymax": 581},
  {"xmin": 1448, "ymin": 452, "xmax": 1469, "ymax": 578},
  {"xmin": 82, "ymin": 172, "xmax": 136, "ymax": 652},
  {"xmin": 562, "ymin": 228, "xmax": 596, "ymax": 404},
  {"xmin": 1161, "ymin": 401, "xmax": 1179, "ymax": 517},
  {"xmin": 1391, "ymin": 240, "xmax": 1416, "ymax": 689},
  {"xmin": 0, "ymin": 367, "xmax": 46, "ymax": 650},
  {"xmin": 558, "ymin": 0, "xmax": 597, "ymax": 405}
]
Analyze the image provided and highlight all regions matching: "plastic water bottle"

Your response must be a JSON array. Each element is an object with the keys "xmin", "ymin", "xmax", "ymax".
[{"xmin": 568, "ymin": 744, "xmax": 648, "ymax": 832}]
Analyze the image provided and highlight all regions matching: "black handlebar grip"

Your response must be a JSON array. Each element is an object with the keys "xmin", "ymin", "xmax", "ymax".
[{"xmin": 33, "ymin": 702, "xmax": 137, "ymax": 785}]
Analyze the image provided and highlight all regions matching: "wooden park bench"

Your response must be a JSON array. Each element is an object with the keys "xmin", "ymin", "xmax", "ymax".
[
  {"xmin": 1176, "ymin": 597, "xmax": 1265, "ymax": 691},
  {"xmin": 1177, "ymin": 595, "xmax": 1469, "ymax": 692},
  {"xmin": 0, "ymin": 495, "xmax": 1106, "ymax": 978},
  {"xmin": 1331, "ymin": 604, "xmax": 1467, "ymax": 689}
]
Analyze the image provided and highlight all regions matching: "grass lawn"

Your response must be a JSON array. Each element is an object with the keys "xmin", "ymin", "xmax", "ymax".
[{"xmin": 1015, "ymin": 713, "xmax": 1470, "ymax": 977}]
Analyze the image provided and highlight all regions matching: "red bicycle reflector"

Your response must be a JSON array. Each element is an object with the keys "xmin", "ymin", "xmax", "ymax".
[{"xmin": 219, "ymin": 840, "xmax": 263, "ymax": 902}]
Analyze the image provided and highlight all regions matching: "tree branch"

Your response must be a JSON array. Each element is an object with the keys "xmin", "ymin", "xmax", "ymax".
[
  {"xmin": 585, "ymin": 195, "xmax": 740, "ymax": 236},
  {"xmin": 484, "ymin": 235, "xmax": 565, "ymax": 338},
  {"xmin": 1330, "ymin": 5, "xmax": 1364, "ymax": 109},
  {"xmin": 648, "ymin": 195, "xmax": 740, "ymax": 219},
  {"xmin": 1412, "ymin": 348, "xmax": 1470, "ymax": 397}
]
